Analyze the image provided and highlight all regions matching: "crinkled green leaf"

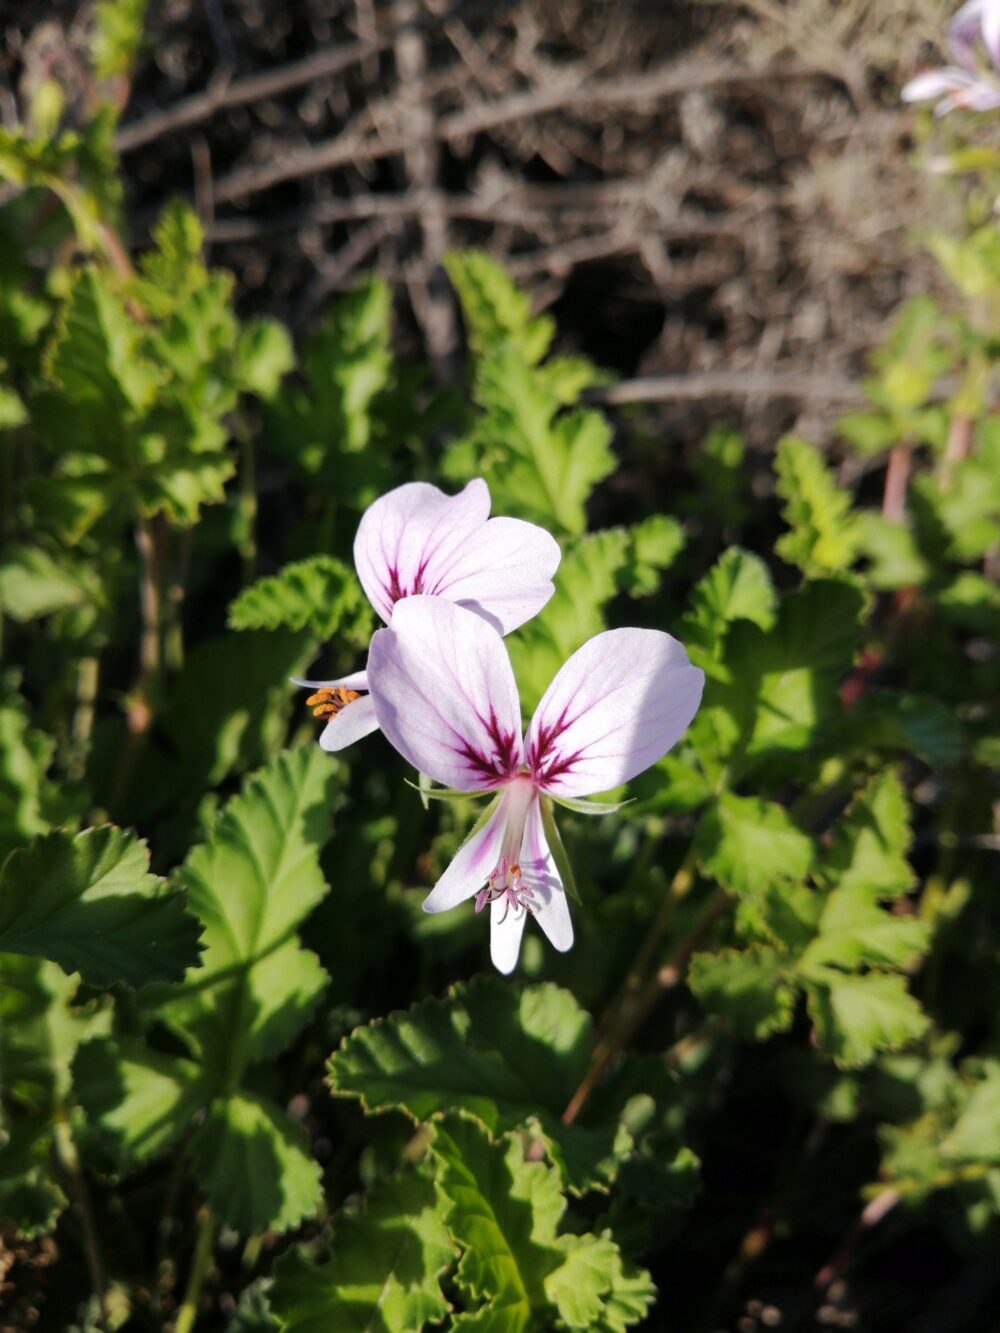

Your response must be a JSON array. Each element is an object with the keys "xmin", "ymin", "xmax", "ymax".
[
  {"xmin": 237, "ymin": 318, "xmax": 295, "ymax": 401},
  {"xmin": 270, "ymin": 1168, "xmax": 454, "ymax": 1332},
  {"xmin": 92, "ymin": 0, "xmax": 147, "ymax": 79},
  {"xmin": 328, "ymin": 977, "xmax": 644, "ymax": 1192},
  {"xmin": 817, "ymin": 772, "xmax": 915, "ymax": 899},
  {"xmin": 189, "ymin": 1088, "xmax": 322, "ymax": 1234},
  {"xmin": 688, "ymin": 947, "xmax": 797, "ymax": 1040},
  {"xmin": 445, "ymin": 250, "xmax": 554, "ymax": 365},
  {"xmin": 152, "ymin": 746, "xmax": 335, "ymax": 1079},
  {"xmin": 774, "ymin": 436, "xmax": 859, "ymax": 576},
  {"xmin": 0, "ymin": 826, "xmax": 202, "ymax": 987},
  {"xmin": 160, "ymin": 629, "xmax": 313, "ymax": 791},
  {"xmin": 73, "ymin": 1038, "xmax": 206, "ymax": 1169},
  {"xmin": 0, "ymin": 692, "xmax": 57, "ymax": 861},
  {"xmin": 692, "ymin": 578, "xmax": 865, "ymax": 773},
  {"xmin": 695, "ymin": 793, "xmax": 814, "ymax": 898},
  {"xmin": 801, "ymin": 968, "xmax": 930, "ymax": 1068},
  {"xmin": 433, "ymin": 1117, "xmax": 653, "ymax": 1330},
  {"xmin": 446, "ymin": 346, "xmax": 615, "ymax": 537},
  {"xmin": 227, "ymin": 556, "xmax": 373, "ymax": 646},
  {"xmin": 0, "ymin": 544, "xmax": 105, "ymax": 628},
  {"xmin": 264, "ymin": 279, "xmax": 396, "ymax": 505},
  {"xmin": 681, "ymin": 547, "xmax": 777, "ymax": 667}
]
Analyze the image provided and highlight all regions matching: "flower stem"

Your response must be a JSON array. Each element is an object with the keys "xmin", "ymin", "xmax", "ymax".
[
  {"xmin": 173, "ymin": 1206, "xmax": 215, "ymax": 1333},
  {"xmin": 562, "ymin": 847, "xmax": 721, "ymax": 1126}
]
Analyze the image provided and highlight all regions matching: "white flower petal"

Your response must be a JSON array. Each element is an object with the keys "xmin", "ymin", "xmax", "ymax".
[
  {"xmin": 525, "ymin": 627, "xmax": 704, "ymax": 798},
  {"xmin": 319, "ymin": 693, "xmax": 380, "ymax": 751},
  {"xmin": 422, "ymin": 793, "xmax": 509, "ymax": 913},
  {"xmin": 354, "ymin": 480, "xmax": 490, "ymax": 624},
  {"xmin": 490, "ymin": 895, "xmax": 529, "ymax": 974},
  {"xmin": 291, "ymin": 669, "xmax": 369, "ymax": 691},
  {"xmin": 949, "ymin": 0, "xmax": 987, "ymax": 66},
  {"xmin": 423, "ymin": 517, "xmax": 561, "ymax": 634},
  {"xmin": 367, "ymin": 596, "xmax": 524, "ymax": 790},
  {"xmin": 520, "ymin": 798, "xmax": 573, "ymax": 953}
]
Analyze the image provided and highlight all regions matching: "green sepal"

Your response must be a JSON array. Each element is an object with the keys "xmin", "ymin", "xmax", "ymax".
[
  {"xmin": 540, "ymin": 796, "xmax": 581, "ymax": 905},
  {"xmin": 406, "ymin": 777, "xmax": 496, "ymax": 804},
  {"xmin": 550, "ymin": 793, "xmax": 633, "ymax": 817}
]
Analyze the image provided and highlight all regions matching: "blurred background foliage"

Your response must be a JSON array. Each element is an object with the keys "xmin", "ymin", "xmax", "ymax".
[{"xmin": 0, "ymin": 1, "xmax": 998, "ymax": 1330}]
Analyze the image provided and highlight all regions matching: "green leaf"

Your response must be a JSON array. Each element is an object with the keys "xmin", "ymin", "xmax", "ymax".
[
  {"xmin": 695, "ymin": 794, "xmax": 814, "ymax": 899},
  {"xmin": 328, "ymin": 977, "xmax": 643, "ymax": 1193},
  {"xmin": 0, "ymin": 692, "xmax": 56, "ymax": 860},
  {"xmin": 694, "ymin": 578, "xmax": 865, "ymax": 772},
  {"xmin": 817, "ymin": 773, "xmax": 915, "ymax": 899},
  {"xmin": 189, "ymin": 1089, "xmax": 322, "ymax": 1234},
  {"xmin": 0, "ymin": 544, "xmax": 105, "ymax": 627},
  {"xmin": 92, "ymin": 0, "xmax": 148, "ymax": 79},
  {"xmin": 774, "ymin": 436, "xmax": 859, "ymax": 576},
  {"xmin": 801, "ymin": 968, "xmax": 930, "ymax": 1068},
  {"xmin": 0, "ymin": 826, "xmax": 202, "ymax": 987},
  {"xmin": 236, "ymin": 318, "xmax": 295, "ymax": 401},
  {"xmin": 447, "ymin": 346, "xmax": 615, "ymax": 537},
  {"xmin": 270, "ymin": 1168, "xmax": 454, "ymax": 1332},
  {"xmin": 0, "ymin": 956, "xmax": 110, "ymax": 1236},
  {"xmin": 688, "ymin": 948, "xmax": 797, "ymax": 1040},
  {"xmin": 73, "ymin": 1039, "xmax": 206, "ymax": 1169},
  {"xmin": 153, "ymin": 747, "xmax": 335, "ymax": 1080},
  {"xmin": 264, "ymin": 279, "xmax": 396, "ymax": 505},
  {"xmin": 433, "ymin": 1117, "xmax": 653, "ymax": 1330},
  {"xmin": 942, "ymin": 1065, "xmax": 1000, "ymax": 1164},
  {"xmin": 912, "ymin": 427, "xmax": 1000, "ymax": 562},
  {"xmin": 159, "ymin": 629, "xmax": 313, "ymax": 792},
  {"xmin": 681, "ymin": 547, "xmax": 777, "ymax": 665},
  {"xmin": 445, "ymin": 250, "xmax": 554, "ymax": 365},
  {"xmin": 227, "ymin": 556, "xmax": 373, "ymax": 646}
]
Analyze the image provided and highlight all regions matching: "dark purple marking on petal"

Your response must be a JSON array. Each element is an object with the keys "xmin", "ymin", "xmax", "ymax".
[
  {"xmin": 527, "ymin": 705, "xmax": 585, "ymax": 787},
  {"xmin": 385, "ymin": 561, "xmax": 428, "ymax": 608},
  {"xmin": 455, "ymin": 706, "xmax": 521, "ymax": 784}
]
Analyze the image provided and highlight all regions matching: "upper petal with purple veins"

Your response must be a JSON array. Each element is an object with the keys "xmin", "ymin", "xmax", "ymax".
[
  {"xmin": 421, "ymin": 515, "xmax": 560, "ymax": 634},
  {"xmin": 525, "ymin": 627, "xmax": 705, "ymax": 798},
  {"xmin": 367, "ymin": 596, "xmax": 524, "ymax": 791},
  {"xmin": 354, "ymin": 479, "xmax": 491, "ymax": 625}
]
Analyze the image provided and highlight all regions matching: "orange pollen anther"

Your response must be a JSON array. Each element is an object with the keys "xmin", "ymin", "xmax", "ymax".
[{"xmin": 306, "ymin": 686, "xmax": 362, "ymax": 719}]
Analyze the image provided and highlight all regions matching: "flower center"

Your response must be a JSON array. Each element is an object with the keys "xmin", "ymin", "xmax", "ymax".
[
  {"xmin": 475, "ymin": 858, "xmax": 535, "ymax": 922},
  {"xmin": 474, "ymin": 778, "xmax": 537, "ymax": 922},
  {"xmin": 306, "ymin": 686, "xmax": 361, "ymax": 719}
]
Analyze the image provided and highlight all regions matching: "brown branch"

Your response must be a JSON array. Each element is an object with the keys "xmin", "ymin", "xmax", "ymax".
[
  {"xmin": 584, "ymin": 370, "xmax": 865, "ymax": 408},
  {"xmin": 115, "ymin": 39, "xmax": 386, "ymax": 153},
  {"xmin": 204, "ymin": 192, "xmax": 748, "ymax": 244},
  {"xmin": 211, "ymin": 58, "xmax": 826, "ymax": 205}
]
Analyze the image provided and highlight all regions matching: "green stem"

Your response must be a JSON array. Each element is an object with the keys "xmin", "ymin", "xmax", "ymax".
[
  {"xmin": 237, "ymin": 421, "xmax": 257, "ymax": 584},
  {"xmin": 173, "ymin": 1206, "xmax": 215, "ymax": 1333},
  {"xmin": 68, "ymin": 654, "xmax": 99, "ymax": 782},
  {"xmin": 53, "ymin": 1113, "xmax": 107, "ymax": 1323},
  {"xmin": 562, "ymin": 844, "xmax": 708, "ymax": 1125}
]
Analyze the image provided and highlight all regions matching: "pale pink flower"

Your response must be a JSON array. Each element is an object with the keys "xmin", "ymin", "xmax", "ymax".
[
  {"xmin": 903, "ymin": 0, "xmax": 1000, "ymax": 113},
  {"xmin": 296, "ymin": 479, "xmax": 560, "ymax": 751},
  {"xmin": 367, "ymin": 596, "xmax": 704, "ymax": 973}
]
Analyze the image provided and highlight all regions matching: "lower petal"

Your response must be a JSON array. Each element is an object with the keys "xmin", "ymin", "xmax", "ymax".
[
  {"xmin": 490, "ymin": 896, "xmax": 529, "ymax": 974},
  {"xmin": 320, "ymin": 694, "xmax": 380, "ymax": 751},
  {"xmin": 422, "ymin": 793, "xmax": 509, "ymax": 914},
  {"xmin": 521, "ymin": 798, "xmax": 574, "ymax": 953}
]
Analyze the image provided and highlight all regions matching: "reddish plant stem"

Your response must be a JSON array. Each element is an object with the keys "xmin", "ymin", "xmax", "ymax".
[
  {"xmin": 941, "ymin": 414, "xmax": 973, "ymax": 488},
  {"xmin": 881, "ymin": 442, "xmax": 912, "ymax": 521},
  {"xmin": 562, "ymin": 872, "xmax": 726, "ymax": 1126}
]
